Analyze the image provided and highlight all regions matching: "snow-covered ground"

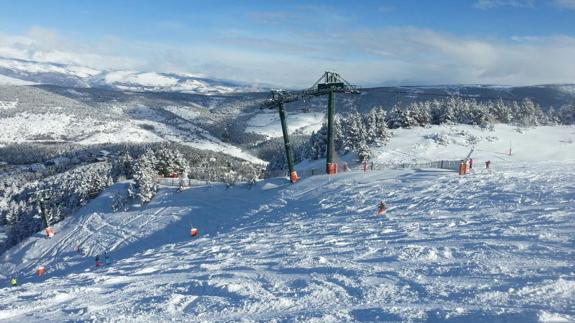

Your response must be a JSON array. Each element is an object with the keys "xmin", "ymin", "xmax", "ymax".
[
  {"xmin": 0, "ymin": 57, "xmax": 258, "ymax": 94},
  {"xmin": 1, "ymin": 157, "xmax": 574, "ymax": 321},
  {"xmin": 0, "ymin": 110, "xmax": 265, "ymax": 164},
  {"xmin": 0, "ymin": 75, "xmax": 36, "ymax": 86},
  {"xmin": 372, "ymin": 124, "xmax": 575, "ymax": 166},
  {"xmin": 245, "ymin": 111, "xmax": 325, "ymax": 138}
]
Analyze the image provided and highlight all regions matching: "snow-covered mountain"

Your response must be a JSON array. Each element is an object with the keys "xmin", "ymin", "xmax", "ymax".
[
  {"xmin": 0, "ymin": 57, "xmax": 259, "ymax": 94},
  {"xmin": 0, "ymin": 85, "xmax": 266, "ymax": 163},
  {"xmin": 0, "ymin": 124, "xmax": 573, "ymax": 321}
]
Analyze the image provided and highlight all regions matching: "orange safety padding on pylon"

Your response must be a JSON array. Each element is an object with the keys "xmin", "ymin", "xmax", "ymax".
[
  {"xmin": 36, "ymin": 266, "xmax": 46, "ymax": 276},
  {"xmin": 190, "ymin": 228, "xmax": 198, "ymax": 237},
  {"xmin": 45, "ymin": 227, "xmax": 54, "ymax": 238},
  {"xmin": 327, "ymin": 163, "xmax": 337, "ymax": 175},
  {"xmin": 459, "ymin": 162, "xmax": 466, "ymax": 175},
  {"xmin": 290, "ymin": 171, "xmax": 298, "ymax": 183}
]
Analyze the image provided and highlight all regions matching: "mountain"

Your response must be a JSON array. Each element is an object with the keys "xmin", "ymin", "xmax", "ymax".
[
  {"xmin": 0, "ymin": 57, "xmax": 260, "ymax": 94},
  {"xmin": 0, "ymin": 84, "xmax": 267, "ymax": 163}
]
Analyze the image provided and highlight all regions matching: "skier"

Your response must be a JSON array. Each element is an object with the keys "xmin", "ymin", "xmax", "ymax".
[
  {"xmin": 377, "ymin": 201, "xmax": 386, "ymax": 215},
  {"xmin": 104, "ymin": 252, "xmax": 111, "ymax": 265},
  {"xmin": 469, "ymin": 158, "xmax": 474, "ymax": 169},
  {"xmin": 95, "ymin": 254, "xmax": 102, "ymax": 267},
  {"xmin": 10, "ymin": 277, "xmax": 16, "ymax": 287}
]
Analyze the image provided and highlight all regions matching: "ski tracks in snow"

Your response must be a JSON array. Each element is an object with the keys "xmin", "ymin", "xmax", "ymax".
[{"xmin": 1, "ymin": 163, "xmax": 574, "ymax": 321}]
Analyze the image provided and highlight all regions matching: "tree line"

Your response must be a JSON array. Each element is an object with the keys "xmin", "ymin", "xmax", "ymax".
[{"xmin": 267, "ymin": 97, "xmax": 575, "ymax": 170}]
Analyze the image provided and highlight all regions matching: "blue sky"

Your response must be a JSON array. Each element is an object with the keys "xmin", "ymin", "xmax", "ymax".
[{"xmin": 0, "ymin": 0, "xmax": 574, "ymax": 87}]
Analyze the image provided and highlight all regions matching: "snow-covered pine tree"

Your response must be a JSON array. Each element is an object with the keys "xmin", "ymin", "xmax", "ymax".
[
  {"xmin": 436, "ymin": 97, "xmax": 456, "ymax": 124},
  {"xmin": 515, "ymin": 98, "xmax": 539, "ymax": 126},
  {"xmin": 490, "ymin": 99, "xmax": 513, "ymax": 124},
  {"xmin": 546, "ymin": 106, "xmax": 561, "ymax": 125},
  {"xmin": 386, "ymin": 105, "xmax": 416, "ymax": 129},
  {"xmin": 364, "ymin": 109, "xmax": 379, "ymax": 144},
  {"xmin": 372, "ymin": 106, "xmax": 391, "ymax": 145},
  {"xmin": 342, "ymin": 112, "xmax": 366, "ymax": 152},
  {"xmin": 559, "ymin": 104, "xmax": 575, "ymax": 124},
  {"xmin": 357, "ymin": 140, "xmax": 370, "ymax": 163},
  {"xmin": 155, "ymin": 145, "xmax": 189, "ymax": 178},
  {"xmin": 308, "ymin": 125, "xmax": 328, "ymax": 160},
  {"xmin": 132, "ymin": 149, "xmax": 158, "ymax": 203},
  {"xmin": 411, "ymin": 102, "xmax": 431, "ymax": 126}
]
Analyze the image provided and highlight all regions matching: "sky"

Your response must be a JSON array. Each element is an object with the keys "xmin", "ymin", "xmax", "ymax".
[{"xmin": 0, "ymin": 0, "xmax": 574, "ymax": 87}]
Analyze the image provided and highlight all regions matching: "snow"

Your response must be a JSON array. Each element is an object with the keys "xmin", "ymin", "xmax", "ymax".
[
  {"xmin": 0, "ymin": 74, "xmax": 35, "ymax": 86},
  {"xmin": 0, "ymin": 125, "xmax": 573, "ymax": 320},
  {"xmin": 0, "ymin": 112, "xmax": 163, "ymax": 144},
  {"xmin": 1, "ymin": 148, "xmax": 574, "ymax": 321},
  {"xmin": 0, "ymin": 110, "xmax": 265, "ymax": 164},
  {"xmin": 372, "ymin": 124, "xmax": 575, "ymax": 166},
  {"xmin": 104, "ymin": 71, "xmax": 179, "ymax": 87},
  {"xmin": 101, "ymin": 71, "xmax": 238, "ymax": 94},
  {"xmin": 0, "ymin": 100, "xmax": 18, "ymax": 110},
  {"xmin": 0, "ymin": 57, "xmax": 100, "ymax": 78},
  {"xmin": 245, "ymin": 111, "xmax": 325, "ymax": 138},
  {"xmin": 0, "ymin": 57, "xmax": 253, "ymax": 94}
]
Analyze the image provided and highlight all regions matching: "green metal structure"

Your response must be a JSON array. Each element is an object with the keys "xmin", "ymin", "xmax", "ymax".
[{"xmin": 261, "ymin": 71, "xmax": 359, "ymax": 181}]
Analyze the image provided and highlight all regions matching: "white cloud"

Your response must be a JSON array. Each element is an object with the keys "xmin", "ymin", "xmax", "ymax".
[
  {"xmin": 473, "ymin": 0, "xmax": 535, "ymax": 9},
  {"xmin": 0, "ymin": 26, "xmax": 574, "ymax": 87},
  {"xmin": 0, "ymin": 27, "xmax": 141, "ymax": 70},
  {"xmin": 553, "ymin": 0, "xmax": 575, "ymax": 9}
]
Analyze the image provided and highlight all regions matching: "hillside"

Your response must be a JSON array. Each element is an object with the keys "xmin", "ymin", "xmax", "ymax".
[
  {"xmin": 0, "ymin": 126, "xmax": 573, "ymax": 322},
  {"xmin": 0, "ymin": 57, "xmax": 258, "ymax": 94},
  {"xmin": 0, "ymin": 85, "xmax": 265, "ymax": 163}
]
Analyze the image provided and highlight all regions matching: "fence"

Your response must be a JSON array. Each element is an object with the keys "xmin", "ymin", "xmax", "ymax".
[
  {"xmin": 157, "ymin": 178, "xmax": 208, "ymax": 187},
  {"xmin": 158, "ymin": 159, "xmax": 463, "ymax": 186},
  {"xmin": 263, "ymin": 159, "xmax": 462, "ymax": 180}
]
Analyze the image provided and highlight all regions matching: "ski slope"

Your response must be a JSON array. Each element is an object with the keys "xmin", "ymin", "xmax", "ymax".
[
  {"xmin": 372, "ymin": 124, "xmax": 575, "ymax": 166},
  {"xmin": 1, "ymin": 158, "xmax": 574, "ymax": 321}
]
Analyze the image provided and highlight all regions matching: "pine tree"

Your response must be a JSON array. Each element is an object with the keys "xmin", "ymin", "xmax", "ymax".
[
  {"xmin": 559, "ymin": 104, "xmax": 575, "ymax": 124},
  {"xmin": 411, "ymin": 102, "xmax": 431, "ymax": 126},
  {"xmin": 156, "ymin": 146, "xmax": 189, "ymax": 178},
  {"xmin": 357, "ymin": 140, "xmax": 370, "ymax": 163},
  {"xmin": 342, "ymin": 112, "xmax": 366, "ymax": 152},
  {"xmin": 386, "ymin": 105, "xmax": 416, "ymax": 128},
  {"xmin": 490, "ymin": 99, "xmax": 513, "ymax": 123},
  {"xmin": 132, "ymin": 149, "xmax": 158, "ymax": 203}
]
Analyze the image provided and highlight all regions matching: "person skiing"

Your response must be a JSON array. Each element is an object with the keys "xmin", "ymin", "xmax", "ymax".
[
  {"xmin": 95, "ymin": 254, "xmax": 102, "ymax": 267},
  {"xmin": 378, "ymin": 201, "xmax": 386, "ymax": 215},
  {"xmin": 10, "ymin": 277, "xmax": 16, "ymax": 287},
  {"xmin": 104, "ymin": 252, "xmax": 111, "ymax": 265}
]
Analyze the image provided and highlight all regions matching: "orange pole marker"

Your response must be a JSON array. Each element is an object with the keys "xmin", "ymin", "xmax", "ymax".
[
  {"xmin": 36, "ymin": 266, "xmax": 46, "ymax": 276},
  {"xmin": 290, "ymin": 171, "xmax": 298, "ymax": 183}
]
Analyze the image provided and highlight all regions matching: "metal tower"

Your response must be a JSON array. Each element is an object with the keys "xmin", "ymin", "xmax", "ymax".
[{"xmin": 261, "ymin": 71, "xmax": 359, "ymax": 182}]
